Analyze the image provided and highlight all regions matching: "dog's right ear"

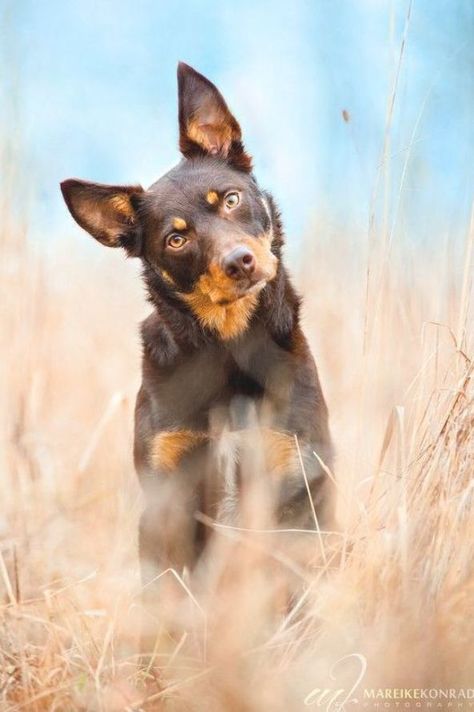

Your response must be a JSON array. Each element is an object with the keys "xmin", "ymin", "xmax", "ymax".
[
  {"xmin": 177, "ymin": 62, "xmax": 252, "ymax": 171},
  {"xmin": 60, "ymin": 179, "xmax": 144, "ymax": 251}
]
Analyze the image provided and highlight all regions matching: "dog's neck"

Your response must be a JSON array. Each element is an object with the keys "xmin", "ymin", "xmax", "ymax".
[{"xmin": 140, "ymin": 261, "xmax": 300, "ymax": 369}]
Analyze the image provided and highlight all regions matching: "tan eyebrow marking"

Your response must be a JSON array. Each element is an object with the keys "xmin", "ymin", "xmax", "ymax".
[
  {"xmin": 172, "ymin": 217, "xmax": 187, "ymax": 231},
  {"xmin": 206, "ymin": 190, "xmax": 219, "ymax": 205}
]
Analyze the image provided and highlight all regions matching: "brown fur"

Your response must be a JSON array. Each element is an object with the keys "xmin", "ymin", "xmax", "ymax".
[
  {"xmin": 178, "ymin": 62, "xmax": 252, "ymax": 171},
  {"xmin": 60, "ymin": 63, "xmax": 334, "ymax": 659}
]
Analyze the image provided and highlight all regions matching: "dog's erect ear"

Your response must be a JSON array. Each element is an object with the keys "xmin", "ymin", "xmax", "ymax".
[
  {"xmin": 60, "ymin": 179, "xmax": 144, "ymax": 251},
  {"xmin": 177, "ymin": 62, "xmax": 252, "ymax": 171}
]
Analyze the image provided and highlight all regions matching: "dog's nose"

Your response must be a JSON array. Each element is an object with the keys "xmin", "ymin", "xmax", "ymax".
[{"xmin": 223, "ymin": 247, "xmax": 256, "ymax": 280}]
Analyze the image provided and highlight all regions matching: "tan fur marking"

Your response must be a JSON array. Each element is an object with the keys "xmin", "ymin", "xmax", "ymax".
[
  {"xmin": 226, "ymin": 427, "xmax": 301, "ymax": 478},
  {"xmin": 248, "ymin": 234, "xmax": 278, "ymax": 278},
  {"xmin": 232, "ymin": 428, "xmax": 298, "ymax": 475},
  {"xmin": 261, "ymin": 430, "xmax": 298, "ymax": 476},
  {"xmin": 150, "ymin": 428, "xmax": 296, "ymax": 476},
  {"xmin": 187, "ymin": 117, "xmax": 233, "ymax": 155},
  {"xmin": 109, "ymin": 194, "xmax": 134, "ymax": 217},
  {"xmin": 194, "ymin": 262, "xmax": 238, "ymax": 302},
  {"xmin": 150, "ymin": 431, "xmax": 208, "ymax": 471},
  {"xmin": 161, "ymin": 270, "xmax": 175, "ymax": 285},
  {"xmin": 206, "ymin": 190, "xmax": 219, "ymax": 205},
  {"xmin": 181, "ymin": 236, "xmax": 277, "ymax": 340},
  {"xmin": 172, "ymin": 217, "xmax": 187, "ymax": 231},
  {"xmin": 183, "ymin": 289, "xmax": 259, "ymax": 340}
]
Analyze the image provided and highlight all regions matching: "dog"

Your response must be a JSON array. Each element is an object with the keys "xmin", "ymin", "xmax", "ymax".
[{"xmin": 61, "ymin": 62, "xmax": 334, "ymax": 652}]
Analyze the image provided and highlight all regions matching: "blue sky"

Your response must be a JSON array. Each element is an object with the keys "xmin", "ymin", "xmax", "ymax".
[{"xmin": 1, "ymin": 0, "xmax": 473, "ymax": 249}]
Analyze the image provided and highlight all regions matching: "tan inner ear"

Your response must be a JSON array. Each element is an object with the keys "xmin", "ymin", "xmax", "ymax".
[
  {"xmin": 80, "ymin": 193, "xmax": 135, "ymax": 246},
  {"xmin": 185, "ymin": 86, "xmax": 240, "ymax": 156},
  {"xmin": 187, "ymin": 118, "xmax": 234, "ymax": 156},
  {"xmin": 109, "ymin": 194, "xmax": 135, "ymax": 218}
]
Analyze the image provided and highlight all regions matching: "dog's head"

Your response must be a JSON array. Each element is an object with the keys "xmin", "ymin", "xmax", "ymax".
[{"xmin": 61, "ymin": 63, "xmax": 279, "ymax": 340}]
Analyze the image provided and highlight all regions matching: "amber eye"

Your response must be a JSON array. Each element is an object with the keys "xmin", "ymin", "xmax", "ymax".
[
  {"xmin": 224, "ymin": 191, "xmax": 240, "ymax": 209},
  {"xmin": 167, "ymin": 233, "xmax": 187, "ymax": 249}
]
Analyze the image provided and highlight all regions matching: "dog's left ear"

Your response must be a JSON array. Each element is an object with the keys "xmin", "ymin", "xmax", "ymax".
[
  {"xmin": 60, "ymin": 179, "xmax": 144, "ymax": 254},
  {"xmin": 178, "ymin": 62, "xmax": 252, "ymax": 171}
]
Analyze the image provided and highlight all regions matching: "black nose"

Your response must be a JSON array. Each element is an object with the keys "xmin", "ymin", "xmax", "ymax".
[{"xmin": 223, "ymin": 247, "xmax": 256, "ymax": 280}]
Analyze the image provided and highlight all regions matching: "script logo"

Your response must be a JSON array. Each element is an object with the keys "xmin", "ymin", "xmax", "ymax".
[{"xmin": 304, "ymin": 653, "xmax": 367, "ymax": 711}]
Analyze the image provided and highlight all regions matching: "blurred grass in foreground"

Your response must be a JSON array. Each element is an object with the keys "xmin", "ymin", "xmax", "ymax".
[{"xmin": 0, "ymin": 188, "xmax": 472, "ymax": 709}]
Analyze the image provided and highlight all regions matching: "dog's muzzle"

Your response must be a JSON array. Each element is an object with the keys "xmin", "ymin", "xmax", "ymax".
[
  {"xmin": 222, "ymin": 246, "xmax": 257, "ymax": 281},
  {"xmin": 221, "ymin": 247, "xmax": 268, "ymax": 297}
]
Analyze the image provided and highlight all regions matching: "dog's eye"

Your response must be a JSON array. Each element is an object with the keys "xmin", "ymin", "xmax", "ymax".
[
  {"xmin": 167, "ymin": 233, "xmax": 187, "ymax": 249},
  {"xmin": 224, "ymin": 191, "xmax": 240, "ymax": 209}
]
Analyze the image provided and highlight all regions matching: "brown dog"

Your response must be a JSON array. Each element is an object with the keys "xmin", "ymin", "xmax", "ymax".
[{"xmin": 61, "ymin": 62, "xmax": 334, "ymax": 653}]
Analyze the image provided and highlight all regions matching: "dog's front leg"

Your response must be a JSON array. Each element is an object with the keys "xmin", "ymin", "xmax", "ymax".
[
  {"xmin": 138, "ymin": 472, "xmax": 205, "ymax": 664},
  {"xmin": 136, "ymin": 436, "xmax": 209, "ymax": 663}
]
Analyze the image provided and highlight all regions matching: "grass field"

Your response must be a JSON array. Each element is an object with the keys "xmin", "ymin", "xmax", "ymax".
[{"xmin": 0, "ymin": 181, "xmax": 472, "ymax": 710}]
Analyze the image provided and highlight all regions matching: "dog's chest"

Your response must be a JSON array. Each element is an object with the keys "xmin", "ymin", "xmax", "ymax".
[{"xmin": 148, "ymin": 329, "xmax": 288, "ymax": 431}]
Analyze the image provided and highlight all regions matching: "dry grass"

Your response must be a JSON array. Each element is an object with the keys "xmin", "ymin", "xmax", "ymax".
[{"xmin": 0, "ymin": 193, "xmax": 472, "ymax": 710}]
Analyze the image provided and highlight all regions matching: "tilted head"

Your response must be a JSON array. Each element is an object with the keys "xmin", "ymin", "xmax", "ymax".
[{"xmin": 61, "ymin": 63, "xmax": 281, "ymax": 340}]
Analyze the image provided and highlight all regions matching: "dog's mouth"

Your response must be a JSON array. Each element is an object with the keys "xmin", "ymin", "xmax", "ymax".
[
  {"xmin": 187, "ymin": 260, "xmax": 275, "ymax": 307},
  {"xmin": 214, "ymin": 276, "xmax": 268, "ymax": 305}
]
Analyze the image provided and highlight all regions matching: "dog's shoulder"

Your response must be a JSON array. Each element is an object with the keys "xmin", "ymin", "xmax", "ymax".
[
  {"xmin": 140, "ymin": 311, "xmax": 181, "ymax": 368},
  {"xmin": 257, "ymin": 265, "xmax": 302, "ymax": 348}
]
